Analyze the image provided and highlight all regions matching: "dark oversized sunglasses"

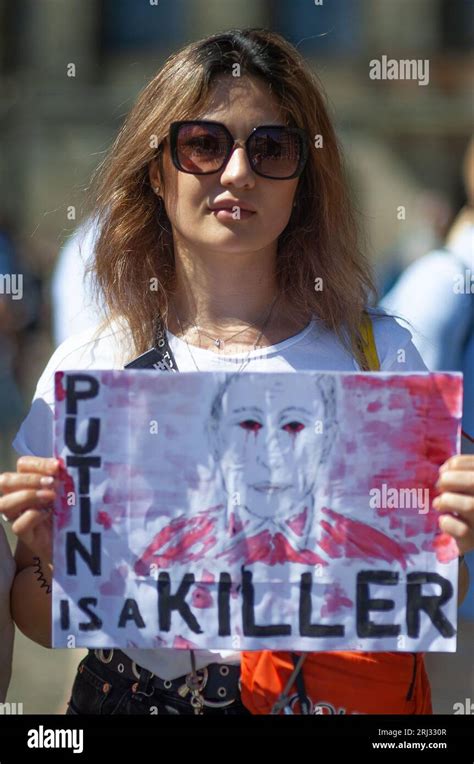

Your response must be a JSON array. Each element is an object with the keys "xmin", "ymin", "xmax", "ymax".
[{"xmin": 169, "ymin": 120, "xmax": 309, "ymax": 180}]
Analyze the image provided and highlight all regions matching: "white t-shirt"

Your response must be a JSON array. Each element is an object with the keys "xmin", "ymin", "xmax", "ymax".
[{"xmin": 12, "ymin": 312, "xmax": 427, "ymax": 680}]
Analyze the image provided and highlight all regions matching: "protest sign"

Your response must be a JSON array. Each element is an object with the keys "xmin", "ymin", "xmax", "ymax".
[{"xmin": 52, "ymin": 370, "xmax": 462, "ymax": 652}]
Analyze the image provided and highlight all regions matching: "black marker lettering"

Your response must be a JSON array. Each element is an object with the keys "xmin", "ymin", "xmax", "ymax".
[
  {"xmin": 300, "ymin": 572, "xmax": 344, "ymax": 637},
  {"xmin": 66, "ymin": 374, "xmax": 99, "ymax": 415},
  {"xmin": 78, "ymin": 597, "xmax": 102, "ymax": 631},
  {"xmin": 357, "ymin": 570, "xmax": 400, "ymax": 638},
  {"xmin": 66, "ymin": 531, "xmax": 101, "ymax": 575},
  {"xmin": 118, "ymin": 598, "xmax": 146, "ymax": 628},
  {"xmin": 406, "ymin": 572, "xmax": 455, "ymax": 638},
  {"xmin": 242, "ymin": 569, "xmax": 291, "ymax": 636},
  {"xmin": 158, "ymin": 572, "xmax": 203, "ymax": 633}
]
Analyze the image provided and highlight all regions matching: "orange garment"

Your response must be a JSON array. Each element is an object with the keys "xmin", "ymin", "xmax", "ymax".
[{"xmin": 240, "ymin": 650, "xmax": 433, "ymax": 715}]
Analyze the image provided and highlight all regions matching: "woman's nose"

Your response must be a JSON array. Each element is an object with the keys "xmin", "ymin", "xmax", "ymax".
[{"xmin": 220, "ymin": 145, "xmax": 255, "ymax": 187}]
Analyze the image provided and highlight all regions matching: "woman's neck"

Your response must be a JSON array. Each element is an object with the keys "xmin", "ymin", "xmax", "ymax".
[
  {"xmin": 166, "ymin": 241, "xmax": 311, "ymax": 348},
  {"xmin": 171, "ymin": 242, "xmax": 280, "ymax": 325}
]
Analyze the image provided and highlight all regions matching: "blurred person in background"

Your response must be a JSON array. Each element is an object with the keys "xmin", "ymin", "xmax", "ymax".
[
  {"xmin": 381, "ymin": 135, "xmax": 474, "ymax": 621},
  {"xmin": 51, "ymin": 218, "xmax": 103, "ymax": 346},
  {"xmin": 377, "ymin": 189, "xmax": 454, "ymax": 298},
  {"xmin": 0, "ymin": 220, "xmax": 41, "ymax": 703},
  {"xmin": 0, "ymin": 221, "xmax": 41, "ymax": 468},
  {"xmin": 0, "ymin": 224, "xmax": 27, "ymax": 466}
]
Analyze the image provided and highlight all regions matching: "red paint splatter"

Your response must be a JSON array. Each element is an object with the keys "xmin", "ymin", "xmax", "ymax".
[
  {"xmin": 192, "ymin": 585, "xmax": 214, "ymax": 609},
  {"xmin": 96, "ymin": 510, "xmax": 113, "ymax": 530},
  {"xmin": 216, "ymin": 530, "xmax": 328, "ymax": 567},
  {"xmin": 54, "ymin": 457, "xmax": 75, "ymax": 530},
  {"xmin": 321, "ymin": 583, "xmax": 353, "ymax": 619},
  {"xmin": 173, "ymin": 636, "xmax": 201, "ymax": 650},
  {"xmin": 100, "ymin": 566, "xmax": 127, "ymax": 595},
  {"xmin": 432, "ymin": 373, "xmax": 463, "ymax": 417},
  {"xmin": 134, "ymin": 501, "xmax": 330, "ymax": 570},
  {"xmin": 367, "ymin": 401, "xmax": 382, "ymax": 413},
  {"xmin": 134, "ymin": 512, "xmax": 220, "ymax": 575},
  {"xmin": 422, "ymin": 533, "xmax": 459, "ymax": 563},
  {"xmin": 318, "ymin": 507, "xmax": 418, "ymax": 570},
  {"xmin": 100, "ymin": 371, "xmax": 131, "ymax": 390},
  {"xmin": 229, "ymin": 512, "xmax": 244, "ymax": 536},
  {"xmin": 55, "ymin": 371, "xmax": 66, "ymax": 402},
  {"xmin": 285, "ymin": 506, "xmax": 308, "ymax": 537}
]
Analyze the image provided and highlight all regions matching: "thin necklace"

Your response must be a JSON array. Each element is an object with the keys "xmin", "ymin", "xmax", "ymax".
[
  {"xmin": 195, "ymin": 321, "xmax": 256, "ymax": 349},
  {"xmin": 173, "ymin": 293, "xmax": 280, "ymax": 373},
  {"xmin": 183, "ymin": 299, "xmax": 277, "ymax": 350}
]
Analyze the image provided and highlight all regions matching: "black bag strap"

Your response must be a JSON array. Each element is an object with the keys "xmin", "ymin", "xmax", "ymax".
[
  {"xmin": 291, "ymin": 653, "xmax": 310, "ymax": 714},
  {"xmin": 270, "ymin": 654, "xmax": 309, "ymax": 715},
  {"xmin": 124, "ymin": 315, "xmax": 180, "ymax": 372}
]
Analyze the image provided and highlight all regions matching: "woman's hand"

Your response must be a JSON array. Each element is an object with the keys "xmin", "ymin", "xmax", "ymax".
[
  {"xmin": 0, "ymin": 456, "xmax": 60, "ymax": 566},
  {"xmin": 434, "ymin": 455, "xmax": 474, "ymax": 556}
]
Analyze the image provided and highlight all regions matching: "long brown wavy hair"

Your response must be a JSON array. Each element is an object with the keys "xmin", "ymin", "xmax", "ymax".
[{"xmin": 84, "ymin": 27, "xmax": 378, "ymax": 367}]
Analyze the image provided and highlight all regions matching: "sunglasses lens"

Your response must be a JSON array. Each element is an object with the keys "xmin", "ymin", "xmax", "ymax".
[
  {"xmin": 249, "ymin": 128, "xmax": 303, "ymax": 178},
  {"xmin": 175, "ymin": 123, "xmax": 229, "ymax": 173}
]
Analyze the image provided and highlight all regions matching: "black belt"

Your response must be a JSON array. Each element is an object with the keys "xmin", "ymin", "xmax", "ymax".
[{"xmin": 91, "ymin": 649, "xmax": 242, "ymax": 708}]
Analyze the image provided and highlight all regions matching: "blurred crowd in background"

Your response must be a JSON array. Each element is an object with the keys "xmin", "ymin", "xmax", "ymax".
[{"xmin": 0, "ymin": 0, "xmax": 473, "ymax": 713}]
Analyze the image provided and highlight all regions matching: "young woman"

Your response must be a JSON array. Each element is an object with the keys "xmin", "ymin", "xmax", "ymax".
[{"xmin": 1, "ymin": 28, "xmax": 472, "ymax": 716}]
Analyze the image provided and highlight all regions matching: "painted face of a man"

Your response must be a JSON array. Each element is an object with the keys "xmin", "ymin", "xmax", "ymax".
[{"xmin": 212, "ymin": 375, "xmax": 332, "ymax": 521}]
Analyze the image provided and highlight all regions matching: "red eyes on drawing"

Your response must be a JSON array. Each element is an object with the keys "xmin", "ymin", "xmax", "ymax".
[
  {"xmin": 239, "ymin": 419, "xmax": 305, "ymax": 434},
  {"xmin": 283, "ymin": 421, "xmax": 305, "ymax": 434}
]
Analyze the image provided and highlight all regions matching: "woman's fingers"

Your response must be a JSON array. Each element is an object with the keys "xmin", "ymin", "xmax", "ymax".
[
  {"xmin": 0, "ymin": 472, "xmax": 59, "ymax": 494},
  {"xmin": 438, "ymin": 514, "xmax": 473, "ymax": 556},
  {"xmin": 0, "ymin": 488, "xmax": 56, "ymax": 522},
  {"xmin": 433, "ymin": 491, "xmax": 474, "ymax": 519},
  {"xmin": 11, "ymin": 507, "xmax": 52, "ymax": 537},
  {"xmin": 435, "ymin": 460, "xmax": 474, "ymax": 552},
  {"xmin": 0, "ymin": 458, "xmax": 58, "ymax": 565},
  {"xmin": 16, "ymin": 456, "xmax": 60, "ymax": 476},
  {"xmin": 435, "ymin": 461, "xmax": 474, "ymax": 556},
  {"xmin": 436, "ymin": 468, "xmax": 474, "ymax": 496},
  {"xmin": 439, "ymin": 455, "xmax": 474, "ymax": 473}
]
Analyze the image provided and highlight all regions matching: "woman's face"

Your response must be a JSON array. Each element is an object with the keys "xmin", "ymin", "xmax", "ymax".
[{"xmin": 150, "ymin": 75, "xmax": 299, "ymax": 256}]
